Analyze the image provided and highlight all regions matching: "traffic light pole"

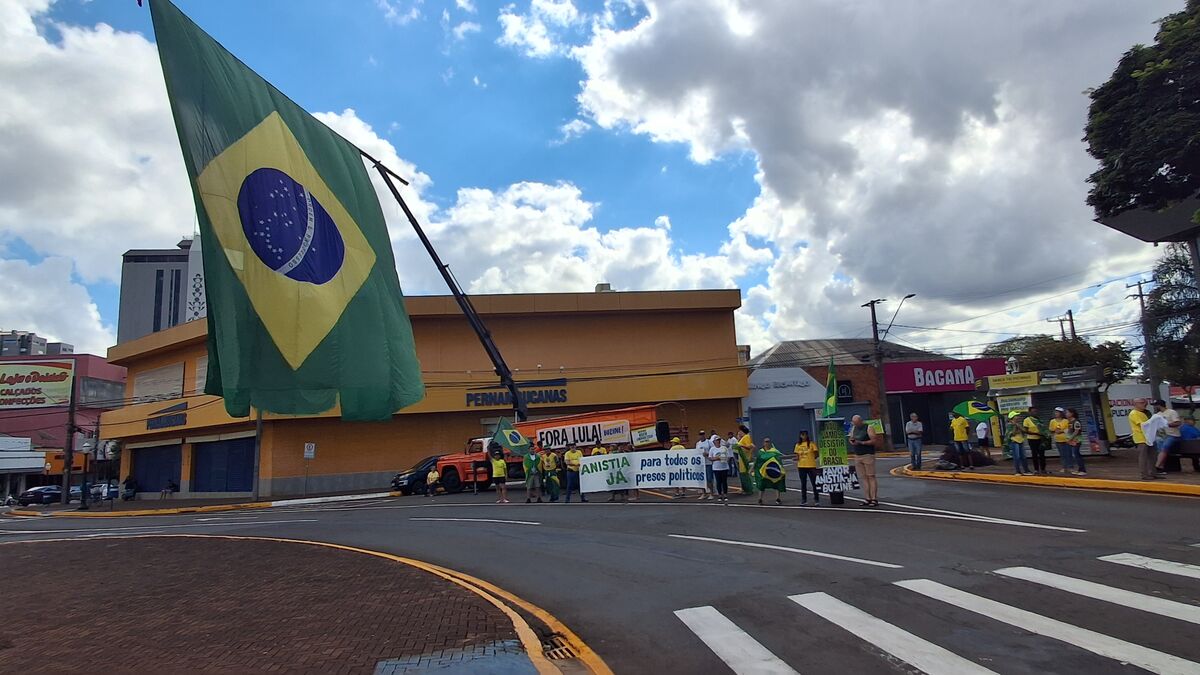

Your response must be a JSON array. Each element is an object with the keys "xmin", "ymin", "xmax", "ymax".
[
  {"xmin": 864, "ymin": 299, "xmax": 893, "ymax": 447},
  {"xmin": 60, "ymin": 381, "xmax": 77, "ymax": 505}
]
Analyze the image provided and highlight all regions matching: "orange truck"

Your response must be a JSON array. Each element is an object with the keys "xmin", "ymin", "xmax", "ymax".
[{"xmin": 434, "ymin": 405, "xmax": 675, "ymax": 493}]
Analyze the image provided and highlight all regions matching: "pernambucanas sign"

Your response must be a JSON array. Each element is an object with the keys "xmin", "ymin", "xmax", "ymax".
[{"xmin": 0, "ymin": 360, "xmax": 74, "ymax": 409}]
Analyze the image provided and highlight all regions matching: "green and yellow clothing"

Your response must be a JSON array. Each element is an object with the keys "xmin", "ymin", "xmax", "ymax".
[
  {"xmin": 670, "ymin": 443, "xmax": 686, "ymax": 451},
  {"xmin": 540, "ymin": 452, "xmax": 559, "ymax": 472},
  {"xmin": 591, "ymin": 446, "xmax": 609, "ymax": 455},
  {"xmin": 564, "ymin": 449, "xmax": 584, "ymax": 471},
  {"xmin": 1006, "ymin": 422, "xmax": 1026, "ymax": 444},
  {"xmin": 794, "ymin": 441, "xmax": 819, "ymax": 469},
  {"xmin": 1128, "ymin": 409, "xmax": 1149, "ymax": 445},
  {"xmin": 756, "ymin": 446, "xmax": 786, "ymax": 491},
  {"xmin": 1049, "ymin": 418, "xmax": 1069, "ymax": 443},
  {"xmin": 1023, "ymin": 416, "xmax": 1043, "ymax": 440},
  {"xmin": 735, "ymin": 435, "xmax": 756, "ymax": 494},
  {"xmin": 951, "ymin": 417, "xmax": 970, "ymax": 442},
  {"xmin": 523, "ymin": 452, "xmax": 540, "ymax": 477},
  {"xmin": 491, "ymin": 457, "xmax": 507, "ymax": 479}
]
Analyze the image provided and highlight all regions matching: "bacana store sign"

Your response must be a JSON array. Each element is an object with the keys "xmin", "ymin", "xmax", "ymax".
[
  {"xmin": 884, "ymin": 358, "xmax": 1006, "ymax": 394},
  {"xmin": 0, "ymin": 360, "xmax": 75, "ymax": 409}
]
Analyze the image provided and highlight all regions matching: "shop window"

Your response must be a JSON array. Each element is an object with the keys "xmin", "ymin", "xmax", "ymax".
[{"xmin": 132, "ymin": 363, "xmax": 184, "ymax": 402}]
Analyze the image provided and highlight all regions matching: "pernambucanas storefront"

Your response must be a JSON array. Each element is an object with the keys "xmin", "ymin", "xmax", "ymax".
[{"xmin": 100, "ymin": 289, "xmax": 747, "ymax": 499}]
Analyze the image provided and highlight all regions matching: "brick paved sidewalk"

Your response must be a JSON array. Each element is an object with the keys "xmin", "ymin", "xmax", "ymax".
[{"xmin": 0, "ymin": 537, "xmax": 527, "ymax": 674}]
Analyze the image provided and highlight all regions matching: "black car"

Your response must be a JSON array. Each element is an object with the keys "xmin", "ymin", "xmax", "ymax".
[
  {"xmin": 390, "ymin": 455, "xmax": 442, "ymax": 496},
  {"xmin": 17, "ymin": 485, "xmax": 62, "ymax": 506}
]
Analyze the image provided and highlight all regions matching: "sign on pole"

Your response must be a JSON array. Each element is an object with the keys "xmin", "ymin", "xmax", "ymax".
[
  {"xmin": 817, "ymin": 418, "xmax": 859, "ymax": 496},
  {"xmin": 303, "ymin": 442, "xmax": 316, "ymax": 460}
]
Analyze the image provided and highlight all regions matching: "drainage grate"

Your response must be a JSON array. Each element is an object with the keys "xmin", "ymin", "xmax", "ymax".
[{"xmin": 542, "ymin": 634, "xmax": 577, "ymax": 660}]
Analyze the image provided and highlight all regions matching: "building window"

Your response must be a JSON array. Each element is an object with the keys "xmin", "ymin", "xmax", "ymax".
[
  {"xmin": 194, "ymin": 355, "xmax": 208, "ymax": 395},
  {"xmin": 133, "ymin": 362, "xmax": 184, "ymax": 402},
  {"xmin": 153, "ymin": 269, "xmax": 164, "ymax": 332},
  {"xmin": 169, "ymin": 269, "xmax": 182, "ymax": 327}
]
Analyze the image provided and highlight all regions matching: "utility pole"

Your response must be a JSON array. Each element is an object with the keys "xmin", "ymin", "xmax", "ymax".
[
  {"xmin": 1128, "ymin": 279, "xmax": 1160, "ymax": 398},
  {"xmin": 60, "ymin": 378, "xmax": 77, "ymax": 505},
  {"xmin": 1066, "ymin": 309, "xmax": 1077, "ymax": 340},
  {"xmin": 863, "ymin": 298, "xmax": 892, "ymax": 446},
  {"xmin": 1047, "ymin": 317, "xmax": 1067, "ymax": 340}
]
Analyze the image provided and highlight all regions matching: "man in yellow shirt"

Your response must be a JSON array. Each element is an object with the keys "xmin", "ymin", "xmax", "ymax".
[
  {"xmin": 1023, "ymin": 407, "xmax": 1047, "ymax": 475},
  {"xmin": 1127, "ymin": 398, "xmax": 1155, "ymax": 480},
  {"xmin": 1048, "ymin": 408, "xmax": 1070, "ymax": 473},
  {"xmin": 591, "ymin": 444, "xmax": 609, "ymax": 456},
  {"xmin": 564, "ymin": 443, "xmax": 587, "ymax": 503},
  {"xmin": 950, "ymin": 413, "xmax": 974, "ymax": 470}
]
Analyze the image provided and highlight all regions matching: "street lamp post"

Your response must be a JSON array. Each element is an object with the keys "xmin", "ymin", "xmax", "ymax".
[{"xmin": 864, "ymin": 294, "xmax": 915, "ymax": 447}]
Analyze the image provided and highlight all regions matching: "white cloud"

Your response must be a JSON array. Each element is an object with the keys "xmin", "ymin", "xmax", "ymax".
[
  {"xmin": 552, "ymin": 118, "xmax": 591, "ymax": 144},
  {"xmin": 452, "ymin": 21, "xmax": 481, "ymax": 41},
  {"xmin": 0, "ymin": 1, "xmax": 194, "ymax": 283},
  {"xmin": 472, "ymin": 74, "xmax": 487, "ymax": 88},
  {"xmin": 377, "ymin": 0, "xmax": 422, "ymax": 26},
  {"xmin": 0, "ymin": 257, "xmax": 114, "ymax": 355},
  {"xmin": 456, "ymin": 0, "xmax": 477, "ymax": 13},
  {"xmin": 497, "ymin": 0, "xmax": 583, "ymax": 58}
]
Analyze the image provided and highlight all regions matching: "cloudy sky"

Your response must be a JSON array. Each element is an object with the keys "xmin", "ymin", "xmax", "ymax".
[{"xmin": 0, "ymin": 0, "xmax": 1179, "ymax": 357}]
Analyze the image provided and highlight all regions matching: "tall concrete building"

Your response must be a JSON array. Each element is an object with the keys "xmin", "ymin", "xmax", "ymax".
[
  {"xmin": 117, "ymin": 238, "xmax": 207, "ymax": 343},
  {"xmin": 0, "ymin": 331, "xmax": 56, "ymax": 356}
]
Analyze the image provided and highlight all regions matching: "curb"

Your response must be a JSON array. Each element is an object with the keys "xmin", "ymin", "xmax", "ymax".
[
  {"xmin": 7, "ymin": 491, "xmax": 402, "ymax": 518},
  {"xmin": 891, "ymin": 465, "xmax": 1200, "ymax": 497}
]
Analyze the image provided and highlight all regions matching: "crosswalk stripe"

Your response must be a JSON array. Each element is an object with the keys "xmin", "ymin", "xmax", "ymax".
[
  {"xmin": 789, "ymin": 592, "xmax": 997, "ymax": 675},
  {"xmin": 895, "ymin": 579, "xmax": 1200, "ymax": 675},
  {"xmin": 1099, "ymin": 553, "xmax": 1200, "ymax": 581},
  {"xmin": 674, "ymin": 606, "xmax": 799, "ymax": 675},
  {"xmin": 996, "ymin": 567, "xmax": 1200, "ymax": 625}
]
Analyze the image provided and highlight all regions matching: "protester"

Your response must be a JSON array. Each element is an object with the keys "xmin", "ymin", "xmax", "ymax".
[
  {"xmin": 564, "ymin": 443, "xmax": 587, "ymax": 503},
  {"xmin": 950, "ymin": 412, "xmax": 974, "ymax": 470},
  {"xmin": 1023, "ymin": 407, "xmax": 1048, "ymax": 475},
  {"xmin": 524, "ymin": 443, "xmax": 543, "ymax": 503},
  {"xmin": 425, "ymin": 465, "xmax": 440, "ymax": 497},
  {"xmin": 755, "ymin": 437, "xmax": 786, "ymax": 505},
  {"xmin": 666, "ymin": 436, "xmax": 688, "ymax": 498},
  {"xmin": 160, "ymin": 480, "xmax": 178, "ymax": 500},
  {"xmin": 541, "ymin": 445, "xmax": 561, "ymax": 502},
  {"xmin": 975, "ymin": 419, "xmax": 991, "ymax": 457},
  {"xmin": 735, "ymin": 425, "xmax": 757, "ymax": 496},
  {"xmin": 609, "ymin": 443, "xmax": 633, "ymax": 502},
  {"xmin": 726, "ymin": 431, "xmax": 740, "ymax": 483},
  {"xmin": 1060, "ymin": 408, "xmax": 1087, "ymax": 476},
  {"xmin": 122, "ymin": 475, "xmax": 138, "ymax": 501},
  {"xmin": 1049, "ymin": 408, "xmax": 1070, "ymax": 473},
  {"xmin": 794, "ymin": 430, "xmax": 820, "ymax": 506},
  {"xmin": 1128, "ymin": 398, "xmax": 1156, "ymax": 480},
  {"xmin": 487, "ymin": 443, "xmax": 510, "ymax": 504},
  {"xmin": 848, "ymin": 415, "xmax": 879, "ymax": 507},
  {"xmin": 1151, "ymin": 399, "xmax": 1182, "ymax": 476},
  {"xmin": 1006, "ymin": 411, "xmax": 1032, "ymax": 475},
  {"xmin": 696, "ymin": 431, "xmax": 715, "ymax": 501},
  {"xmin": 709, "ymin": 436, "xmax": 731, "ymax": 503},
  {"xmin": 1181, "ymin": 417, "xmax": 1200, "ymax": 472},
  {"xmin": 591, "ymin": 444, "xmax": 609, "ymax": 456},
  {"xmin": 904, "ymin": 412, "xmax": 924, "ymax": 471}
]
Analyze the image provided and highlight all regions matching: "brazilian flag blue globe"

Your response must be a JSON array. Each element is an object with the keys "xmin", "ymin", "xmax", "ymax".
[
  {"xmin": 756, "ymin": 447, "xmax": 786, "ymax": 491},
  {"xmin": 150, "ymin": 0, "xmax": 424, "ymax": 420}
]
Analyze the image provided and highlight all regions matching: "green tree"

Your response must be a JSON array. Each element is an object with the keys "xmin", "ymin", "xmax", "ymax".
[
  {"xmin": 1084, "ymin": 1, "xmax": 1200, "ymax": 224},
  {"xmin": 1146, "ymin": 243, "xmax": 1200, "ymax": 388},
  {"xmin": 981, "ymin": 335, "xmax": 1133, "ymax": 385}
]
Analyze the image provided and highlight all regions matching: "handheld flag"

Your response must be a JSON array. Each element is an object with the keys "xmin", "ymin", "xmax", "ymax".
[
  {"xmin": 149, "ymin": 0, "xmax": 424, "ymax": 420},
  {"xmin": 492, "ymin": 418, "xmax": 531, "ymax": 456},
  {"xmin": 822, "ymin": 358, "xmax": 838, "ymax": 417}
]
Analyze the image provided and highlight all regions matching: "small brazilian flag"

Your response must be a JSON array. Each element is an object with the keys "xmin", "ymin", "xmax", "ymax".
[
  {"xmin": 492, "ymin": 419, "xmax": 531, "ymax": 456},
  {"xmin": 150, "ymin": 0, "xmax": 424, "ymax": 420},
  {"xmin": 822, "ymin": 357, "xmax": 838, "ymax": 417}
]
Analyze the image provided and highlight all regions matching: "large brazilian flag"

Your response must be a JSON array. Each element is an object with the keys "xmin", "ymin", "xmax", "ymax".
[{"xmin": 149, "ymin": 0, "xmax": 424, "ymax": 420}]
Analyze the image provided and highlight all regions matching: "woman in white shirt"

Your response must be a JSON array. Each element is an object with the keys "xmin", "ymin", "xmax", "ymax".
[{"xmin": 709, "ymin": 437, "xmax": 731, "ymax": 503}]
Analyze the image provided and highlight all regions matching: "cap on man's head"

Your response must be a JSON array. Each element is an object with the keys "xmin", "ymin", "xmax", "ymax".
[
  {"xmin": 670, "ymin": 437, "xmax": 681, "ymax": 443},
  {"xmin": 1008, "ymin": 411, "xmax": 1021, "ymax": 419},
  {"xmin": 1151, "ymin": 399, "xmax": 1167, "ymax": 407},
  {"xmin": 1054, "ymin": 406, "xmax": 1065, "ymax": 412},
  {"xmin": 699, "ymin": 430, "xmax": 706, "ymax": 435}
]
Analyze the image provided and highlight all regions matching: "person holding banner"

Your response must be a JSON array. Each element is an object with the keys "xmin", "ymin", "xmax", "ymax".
[
  {"xmin": 735, "ymin": 425, "xmax": 757, "ymax": 495},
  {"xmin": 696, "ymin": 431, "xmax": 714, "ymax": 501},
  {"xmin": 756, "ymin": 438, "xmax": 787, "ymax": 505},
  {"xmin": 669, "ymin": 437, "xmax": 687, "ymax": 498},
  {"xmin": 564, "ymin": 443, "xmax": 588, "ymax": 503},
  {"xmin": 710, "ymin": 436, "xmax": 731, "ymax": 503},
  {"xmin": 848, "ymin": 415, "xmax": 879, "ymax": 507}
]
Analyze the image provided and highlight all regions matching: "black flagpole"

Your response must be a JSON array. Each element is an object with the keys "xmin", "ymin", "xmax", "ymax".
[{"xmin": 369, "ymin": 156, "xmax": 528, "ymax": 422}]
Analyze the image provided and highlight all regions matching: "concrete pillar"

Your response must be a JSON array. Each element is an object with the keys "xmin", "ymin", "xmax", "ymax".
[{"xmin": 179, "ymin": 443, "xmax": 193, "ymax": 496}]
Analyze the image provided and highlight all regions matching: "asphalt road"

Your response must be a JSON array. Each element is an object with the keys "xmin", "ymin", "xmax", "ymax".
[{"xmin": 4, "ymin": 456, "xmax": 1200, "ymax": 674}]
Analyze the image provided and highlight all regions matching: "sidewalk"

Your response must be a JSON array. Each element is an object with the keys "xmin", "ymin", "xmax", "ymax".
[
  {"xmin": 0, "ymin": 536, "xmax": 550, "ymax": 674},
  {"xmin": 897, "ymin": 445, "xmax": 1200, "ymax": 496},
  {"xmin": 7, "ymin": 489, "xmax": 398, "ymax": 518}
]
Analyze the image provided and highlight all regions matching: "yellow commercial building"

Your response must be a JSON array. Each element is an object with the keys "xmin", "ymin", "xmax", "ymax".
[{"xmin": 101, "ymin": 289, "xmax": 747, "ymax": 499}]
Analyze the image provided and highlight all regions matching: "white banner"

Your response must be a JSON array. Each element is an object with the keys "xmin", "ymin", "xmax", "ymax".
[
  {"xmin": 579, "ymin": 449, "xmax": 706, "ymax": 493},
  {"xmin": 631, "ymin": 425, "xmax": 658, "ymax": 448},
  {"xmin": 536, "ymin": 419, "xmax": 631, "ymax": 450}
]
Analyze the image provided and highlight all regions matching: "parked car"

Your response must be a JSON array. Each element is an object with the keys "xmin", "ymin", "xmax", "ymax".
[
  {"xmin": 17, "ymin": 485, "xmax": 61, "ymax": 506},
  {"xmin": 90, "ymin": 481, "xmax": 119, "ymax": 500},
  {"xmin": 390, "ymin": 455, "xmax": 442, "ymax": 496}
]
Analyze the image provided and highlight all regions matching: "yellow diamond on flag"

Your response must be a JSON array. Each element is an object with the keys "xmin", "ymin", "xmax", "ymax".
[{"xmin": 196, "ymin": 112, "xmax": 376, "ymax": 370}]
